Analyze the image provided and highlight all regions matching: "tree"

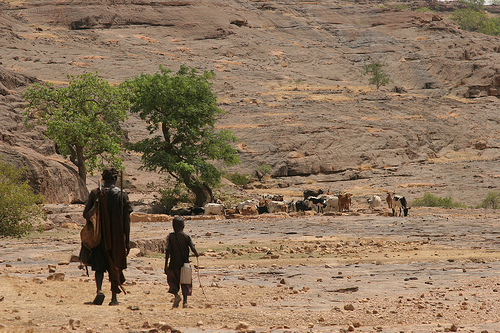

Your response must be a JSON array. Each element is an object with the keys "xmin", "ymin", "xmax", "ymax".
[
  {"xmin": 0, "ymin": 158, "xmax": 46, "ymax": 237},
  {"xmin": 362, "ymin": 62, "xmax": 392, "ymax": 89},
  {"xmin": 477, "ymin": 191, "xmax": 500, "ymax": 209},
  {"xmin": 23, "ymin": 73, "xmax": 130, "ymax": 183},
  {"xmin": 460, "ymin": 0, "xmax": 485, "ymax": 11},
  {"xmin": 451, "ymin": 5, "xmax": 500, "ymax": 35},
  {"xmin": 124, "ymin": 65, "xmax": 240, "ymax": 207}
]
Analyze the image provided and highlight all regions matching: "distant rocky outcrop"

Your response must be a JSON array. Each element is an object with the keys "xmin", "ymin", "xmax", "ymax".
[{"xmin": 0, "ymin": 0, "xmax": 499, "ymax": 203}]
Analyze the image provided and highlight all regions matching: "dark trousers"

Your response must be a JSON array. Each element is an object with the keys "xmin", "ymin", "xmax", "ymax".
[{"xmin": 166, "ymin": 269, "xmax": 192, "ymax": 296}]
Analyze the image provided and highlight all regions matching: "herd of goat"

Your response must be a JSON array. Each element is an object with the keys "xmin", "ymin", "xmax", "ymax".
[{"xmin": 172, "ymin": 190, "xmax": 410, "ymax": 218}]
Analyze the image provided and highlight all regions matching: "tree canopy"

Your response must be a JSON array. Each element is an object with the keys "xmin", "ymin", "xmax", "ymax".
[
  {"xmin": 124, "ymin": 65, "xmax": 239, "ymax": 207},
  {"xmin": 23, "ymin": 73, "xmax": 130, "ymax": 183}
]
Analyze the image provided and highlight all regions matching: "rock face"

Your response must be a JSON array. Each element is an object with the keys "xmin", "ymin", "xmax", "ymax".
[
  {"xmin": 0, "ymin": 0, "xmax": 499, "ymax": 202},
  {"xmin": 0, "ymin": 68, "xmax": 88, "ymax": 204}
]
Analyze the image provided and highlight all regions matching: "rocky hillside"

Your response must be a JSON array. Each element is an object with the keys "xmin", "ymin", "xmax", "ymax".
[{"xmin": 0, "ymin": 0, "xmax": 499, "ymax": 204}]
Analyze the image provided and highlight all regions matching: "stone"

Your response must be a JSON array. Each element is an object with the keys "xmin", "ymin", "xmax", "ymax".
[
  {"xmin": 69, "ymin": 319, "xmax": 80, "ymax": 329},
  {"xmin": 235, "ymin": 321, "xmax": 249, "ymax": 330},
  {"xmin": 344, "ymin": 304, "xmax": 355, "ymax": 311},
  {"xmin": 153, "ymin": 322, "xmax": 173, "ymax": 331},
  {"xmin": 47, "ymin": 273, "xmax": 65, "ymax": 281},
  {"xmin": 61, "ymin": 222, "xmax": 79, "ymax": 229},
  {"xmin": 129, "ymin": 248, "xmax": 141, "ymax": 257}
]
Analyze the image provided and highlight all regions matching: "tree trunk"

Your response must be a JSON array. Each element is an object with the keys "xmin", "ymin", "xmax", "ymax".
[
  {"xmin": 74, "ymin": 146, "xmax": 87, "ymax": 184},
  {"xmin": 189, "ymin": 182, "xmax": 213, "ymax": 207},
  {"xmin": 180, "ymin": 172, "xmax": 213, "ymax": 207}
]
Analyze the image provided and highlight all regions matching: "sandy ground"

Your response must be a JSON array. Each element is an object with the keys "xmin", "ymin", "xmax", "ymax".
[{"xmin": 1, "ymin": 206, "xmax": 500, "ymax": 333}]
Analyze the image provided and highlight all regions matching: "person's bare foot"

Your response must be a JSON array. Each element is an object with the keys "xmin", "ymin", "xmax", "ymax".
[
  {"xmin": 92, "ymin": 292, "xmax": 105, "ymax": 305},
  {"xmin": 172, "ymin": 294, "xmax": 181, "ymax": 308}
]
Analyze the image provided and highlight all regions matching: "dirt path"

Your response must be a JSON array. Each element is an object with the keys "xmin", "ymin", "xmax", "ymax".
[{"xmin": 1, "ymin": 207, "xmax": 500, "ymax": 332}]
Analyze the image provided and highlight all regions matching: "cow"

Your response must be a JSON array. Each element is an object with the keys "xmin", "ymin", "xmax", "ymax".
[
  {"xmin": 224, "ymin": 208, "xmax": 238, "ymax": 215},
  {"xmin": 303, "ymin": 189, "xmax": 324, "ymax": 200},
  {"xmin": 257, "ymin": 205, "xmax": 269, "ymax": 214},
  {"xmin": 237, "ymin": 199, "xmax": 259, "ymax": 213},
  {"xmin": 259, "ymin": 198, "xmax": 272, "ymax": 208},
  {"xmin": 367, "ymin": 195, "xmax": 382, "ymax": 209},
  {"xmin": 204, "ymin": 203, "xmax": 225, "ymax": 216},
  {"xmin": 271, "ymin": 194, "xmax": 284, "ymax": 201},
  {"xmin": 267, "ymin": 200, "xmax": 288, "ymax": 213},
  {"xmin": 392, "ymin": 195, "xmax": 410, "ymax": 217},
  {"xmin": 170, "ymin": 207, "xmax": 191, "ymax": 216},
  {"xmin": 324, "ymin": 195, "xmax": 339, "ymax": 212},
  {"xmin": 262, "ymin": 193, "xmax": 274, "ymax": 200},
  {"xmin": 241, "ymin": 205, "xmax": 258, "ymax": 215},
  {"xmin": 294, "ymin": 200, "xmax": 311, "ymax": 212},
  {"xmin": 386, "ymin": 192, "xmax": 394, "ymax": 209},
  {"xmin": 191, "ymin": 206, "xmax": 205, "ymax": 215},
  {"xmin": 338, "ymin": 193, "xmax": 352, "ymax": 212},
  {"xmin": 307, "ymin": 196, "xmax": 327, "ymax": 213},
  {"xmin": 285, "ymin": 200, "xmax": 296, "ymax": 213}
]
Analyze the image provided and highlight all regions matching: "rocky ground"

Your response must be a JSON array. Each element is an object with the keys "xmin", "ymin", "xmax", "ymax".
[{"xmin": 1, "ymin": 202, "xmax": 500, "ymax": 333}]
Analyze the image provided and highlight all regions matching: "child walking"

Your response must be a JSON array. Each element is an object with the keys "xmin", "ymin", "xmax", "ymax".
[{"xmin": 164, "ymin": 216, "xmax": 199, "ymax": 308}]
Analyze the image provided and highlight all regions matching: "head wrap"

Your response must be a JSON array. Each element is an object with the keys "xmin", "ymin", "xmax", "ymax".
[
  {"xmin": 102, "ymin": 168, "xmax": 119, "ymax": 182},
  {"xmin": 173, "ymin": 216, "xmax": 185, "ymax": 232}
]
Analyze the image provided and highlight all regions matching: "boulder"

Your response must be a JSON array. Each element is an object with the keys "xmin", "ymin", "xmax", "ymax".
[{"xmin": 0, "ymin": 145, "xmax": 88, "ymax": 204}]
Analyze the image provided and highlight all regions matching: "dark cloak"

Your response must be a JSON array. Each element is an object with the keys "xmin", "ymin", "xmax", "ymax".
[{"xmin": 84, "ymin": 185, "xmax": 132, "ymax": 293}]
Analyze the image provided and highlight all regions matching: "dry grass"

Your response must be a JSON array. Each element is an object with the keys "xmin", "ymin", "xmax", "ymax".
[
  {"xmin": 217, "ymin": 124, "xmax": 269, "ymax": 129},
  {"xmin": 429, "ymin": 150, "xmax": 487, "ymax": 163},
  {"xmin": 133, "ymin": 35, "xmax": 160, "ymax": 43},
  {"xmin": 79, "ymin": 55, "xmax": 108, "ymax": 60},
  {"xmin": 216, "ymin": 59, "xmax": 244, "ymax": 66},
  {"xmin": 345, "ymin": 185, "xmax": 388, "ymax": 197},
  {"xmin": 19, "ymin": 32, "xmax": 59, "ymax": 40},
  {"xmin": 70, "ymin": 62, "xmax": 91, "ymax": 67},
  {"xmin": 397, "ymin": 183, "xmax": 438, "ymax": 188}
]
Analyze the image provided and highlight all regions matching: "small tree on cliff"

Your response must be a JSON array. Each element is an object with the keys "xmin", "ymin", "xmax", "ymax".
[
  {"xmin": 124, "ymin": 65, "xmax": 240, "ymax": 207},
  {"xmin": 362, "ymin": 62, "xmax": 392, "ymax": 90},
  {"xmin": 23, "ymin": 73, "xmax": 130, "ymax": 184}
]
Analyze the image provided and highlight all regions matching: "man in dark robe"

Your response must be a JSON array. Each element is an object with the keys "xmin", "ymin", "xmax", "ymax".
[
  {"xmin": 164, "ymin": 216, "xmax": 199, "ymax": 308},
  {"xmin": 83, "ymin": 168, "xmax": 133, "ymax": 305}
]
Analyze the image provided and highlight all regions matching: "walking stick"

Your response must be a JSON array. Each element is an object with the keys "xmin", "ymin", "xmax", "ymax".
[{"xmin": 196, "ymin": 256, "xmax": 208, "ymax": 301}]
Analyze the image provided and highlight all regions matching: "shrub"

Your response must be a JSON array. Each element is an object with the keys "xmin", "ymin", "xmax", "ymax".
[
  {"xmin": 477, "ymin": 191, "xmax": 500, "ymax": 209},
  {"xmin": 0, "ymin": 159, "xmax": 46, "ymax": 237},
  {"xmin": 411, "ymin": 193, "xmax": 466, "ymax": 208},
  {"xmin": 148, "ymin": 180, "xmax": 194, "ymax": 213},
  {"xmin": 415, "ymin": 6, "xmax": 434, "ymax": 12},
  {"xmin": 394, "ymin": 4, "xmax": 410, "ymax": 11},
  {"xmin": 227, "ymin": 172, "xmax": 251, "ymax": 186},
  {"xmin": 257, "ymin": 164, "xmax": 272, "ymax": 176}
]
